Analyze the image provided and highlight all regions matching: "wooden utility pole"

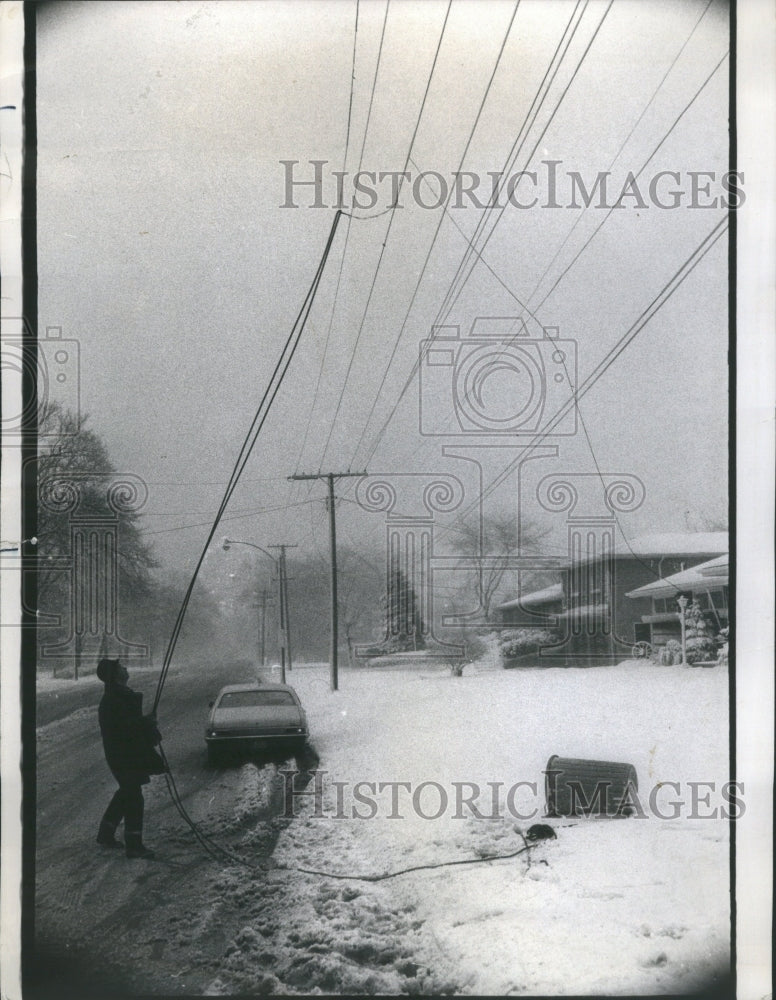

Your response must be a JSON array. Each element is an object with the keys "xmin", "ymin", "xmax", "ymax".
[
  {"xmin": 288, "ymin": 471, "xmax": 367, "ymax": 691},
  {"xmin": 269, "ymin": 544, "xmax": 297, "ymax": 682},
  {"xmin": 257, "ymin": 588, "xmax": 272, "ymax": 667}
]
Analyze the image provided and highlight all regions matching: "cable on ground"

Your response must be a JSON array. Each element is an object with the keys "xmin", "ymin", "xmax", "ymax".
[{"xmin": 291, "ymin": 840, "xmax": 539, "ymax": 882}]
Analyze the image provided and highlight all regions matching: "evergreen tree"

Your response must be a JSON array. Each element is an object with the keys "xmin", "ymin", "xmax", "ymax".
[
  {"xmin": 683, "ymin": 599, "xmax": 717, "ymax": 664},
  {"xmin": 381, "ymin": 567, "xmax": 425, "ymax": 652}
]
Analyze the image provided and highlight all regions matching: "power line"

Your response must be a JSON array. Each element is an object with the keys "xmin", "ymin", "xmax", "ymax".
[
  {"xmin": 398, "ymin": 44, "xmax": 728, "ymax": 458},
  {"xmin": 431, "ymin": 45, "xmax": 729, "ymax": 462},
  {"xmin": 435, "ymin": 214, "xmax": 729, "ymax": 542},
  {"xmin": 320, "ymin": 0, "xmax": 453, "ymax": 469},
  {"xmin": 517, "ymin": 0, "xmax": 714, "ymax": 322},
  {"xmin": 343, "ymin": 0, "xmax": 360, "ymax": 177},
  {"xmin": 143, "ymin": 476, "xmax": 292, "ymax": 487},
  {"xmin": 346, "ymin": 0, "xmax": 524, "ymax": 467},
  {"xmin": 349, "ymin": 0, "xmax": 594, "ymax": 470},
  {"xmin": 152, "ymin": 210, "xmax": 344, "ymax": 714},
  {"xmin": 356, "ymin": 4, "xmax": 721, "ymax": 474},
  {"xmin": 431, "ymin": 0, "xmax": 589, "ymax": 326},
  {"xmin": 434, "ymin": 0, "xmax": 612, "ymax": 331},
  {"xmin": 142, "ymin": 498, "xmax": 323, "ymax": 537},
  {"xmin": 528, "ymin": 48, "xmax": 728, "ymax": 318},
  {"xmin": 409, "ymin": 152, "xmax": 544, "ymax": 325},
  {"xmin": 295, "ymin": 0, "xmax": 386, "ymax": 473}
]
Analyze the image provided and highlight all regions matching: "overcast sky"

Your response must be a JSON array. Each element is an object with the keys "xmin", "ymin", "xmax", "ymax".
[{"xmin": 37, "ymin": 0, "xmax": 730, "ymax": 581}]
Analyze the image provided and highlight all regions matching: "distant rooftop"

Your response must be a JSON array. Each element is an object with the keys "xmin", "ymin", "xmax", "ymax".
[
  {"xmin": 498, "ymin": 533, "xmax": 728, "ymax": 608},
  {"xmin": 626, "ymin": 555, "xmax": 729, "ymax": 600},
  {"xmin": 695, "ymin": 553, "xmax": 729, "ymax": 575},
  {"xmin": 498, "ymin": 582, "xmax": 562, "ymax": 612},
  {"xmin": 564, "ymin": 531, "xmax": 728, "ymax": 568}
]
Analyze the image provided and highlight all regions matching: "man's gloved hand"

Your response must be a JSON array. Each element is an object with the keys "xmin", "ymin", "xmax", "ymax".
[{"xmin": 143, "ymin": 712, "xmax": 162, "ymax": 746}]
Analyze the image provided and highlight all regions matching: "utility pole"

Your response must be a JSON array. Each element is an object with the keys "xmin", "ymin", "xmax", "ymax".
[
  {"xmin": 288, "ymin": 471, "xmax": 367, "ymax": 691},
  {"xmin": 256, "ymin": 587, "xmax": 272, "ymax": 667},
  {"xmin": 269, "ymin": 544, "xmax": 297, "ymax": 682}
]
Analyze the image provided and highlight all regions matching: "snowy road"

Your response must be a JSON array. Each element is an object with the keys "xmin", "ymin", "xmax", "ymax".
[
  {"xmin": 33, "ymin": 659, "xmax": 309, "ymax": 997},
  {"xmin": 32, "ymin": 654, "xmax": 732, "ymax": 996}
]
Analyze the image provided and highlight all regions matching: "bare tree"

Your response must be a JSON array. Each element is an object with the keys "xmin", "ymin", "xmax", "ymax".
[
  {"xmin": 284, "ymin": 545, "xmax": 383, "ymax": 662},
  {"xmin": 451, "ymin": 512, "xmax": 549, "ymax": 622}
]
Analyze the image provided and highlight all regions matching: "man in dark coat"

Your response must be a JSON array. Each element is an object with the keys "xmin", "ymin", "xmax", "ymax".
[{"xmin": 96, "ymin": 658, "xmax": 165, "ymax": 859}]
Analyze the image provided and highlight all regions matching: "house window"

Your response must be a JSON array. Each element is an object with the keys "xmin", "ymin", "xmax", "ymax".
[
  {"xmin": 709, "ymin": 589, "xmax": 728, "ymax": 614},
  {"xmin": 634, "ymin": 622, "xmax": 651, "ymax": 643}
]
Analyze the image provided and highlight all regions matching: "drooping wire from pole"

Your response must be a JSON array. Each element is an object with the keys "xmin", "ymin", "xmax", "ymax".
[{"xmin": 151, "ymin": 210, "xmax": 344, "ymax": 715}]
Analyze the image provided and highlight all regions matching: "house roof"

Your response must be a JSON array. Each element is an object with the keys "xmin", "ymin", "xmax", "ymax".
[
  {"xmin": 625, "ymin": 555, "xmax": 729, "ymax": 601},
  {"xmin": 554, "ymin": 603, "xmax": 609, "ymax": 620},
  {"xmin": 562, "ymin": 531, "xmax": 728, "ymax": 568},
  {"xmin": 497, "ymin": 582, "xmax": 563, "ymax": 611},
  {"xmin": 498, "ymin": 533, "xmax": 728, "ymax": 608},
  {"xmin": 695, "ymin": 553, "xmax": 729, "ymax": 576}
]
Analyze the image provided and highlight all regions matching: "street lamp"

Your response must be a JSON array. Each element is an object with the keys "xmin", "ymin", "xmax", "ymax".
[
  {"xmin": 222, "ymin": 538, "xmax": 290, "ymax": 681},
  {"xmin": 222, "ymin": 537, "xmax": 275, "ymax": 564},
  {"xmin": 677, "ymin": 594, "xmax": 689, "ymax": 665}
]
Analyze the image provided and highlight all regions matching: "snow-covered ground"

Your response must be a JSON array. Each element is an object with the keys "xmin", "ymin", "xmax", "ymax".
[{"xmin": 206, "ymin": 653, "xmax": 731, "ymax": 995}]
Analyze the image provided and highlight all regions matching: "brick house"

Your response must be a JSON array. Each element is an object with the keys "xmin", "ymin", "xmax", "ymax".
[
  {"xmin": 626, "ymin": 553, "xmax": 729, "ymax": 649},
  {"xmin": 496, "ymin": 532, "xmax": 728, "ymax": 665}
]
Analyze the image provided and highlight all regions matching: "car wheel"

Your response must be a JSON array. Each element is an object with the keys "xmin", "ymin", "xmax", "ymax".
[
  {"xmin": 207, "ymin": 744, "xmax": 222, "ymax": 767},
  {"xmin": 295, "ymin": 740, "xmax": 318, "ymax": 769}
]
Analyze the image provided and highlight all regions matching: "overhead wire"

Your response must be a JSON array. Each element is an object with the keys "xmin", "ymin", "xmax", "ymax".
[
  {"xmin": 150, "ymin": 213, "xmax": 346, "ymax": 867},
  {"xmin": 354, "ymin": 6, "xmax": 724, "ymax": 485},
  {"xmin": 346, "ymin": 0, "xmax": 525, "ymax": 469},
  {"xmin": 434, "ymin": 214, "xmax": 729, "ymax": 542},
  {"xmin": 143, "ymin": 498, "xmax": 324, "ymax": 537},
  {"xmin": 408, "ymin": 151, "xmax": 544, "ymax": 325},
  {"xmin": 152, "ymin": 209, "xmax": 344, "ymax": 715},
  {"xmin": 320, "ymin": 0, "xmax": 453, "ymax": 469},
  {"xmin": 431, "ymin": 0, "xmax": 588, "ymax": 327},
  {"xmin": 527, "ymin": 49, "xmax": 729, "ymax": 318},
  {"xmin": 433, "ymin": 0, "xmax": 612, "ymax": 331},
  {"xmin": 348, "ymin": 0, "xmax": 594, "ymax": 472},
  {"xmin": 401, "ymin": 32, "xmax": 728, "ymax": 459},
  {"xmin": 516, "ymin": 0, "xmax": 715, "ymax": 323},
  {"xmin": 405, "ymin": 31, "xmax": 730, "ymax": 586},
  {"xmin": 295, "ymin": 0, "xmax": 379, "ymax": 473}
]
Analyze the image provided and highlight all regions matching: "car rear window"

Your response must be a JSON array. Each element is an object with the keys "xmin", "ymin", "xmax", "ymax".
[{"xmin": 217, "ymin": 690, "xmax": 296, "ymax": 708}]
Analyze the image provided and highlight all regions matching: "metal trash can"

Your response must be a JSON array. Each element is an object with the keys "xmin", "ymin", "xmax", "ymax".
[{"xmin": 545, "ymin": 755, "xmax": 638, "ymax": 817}]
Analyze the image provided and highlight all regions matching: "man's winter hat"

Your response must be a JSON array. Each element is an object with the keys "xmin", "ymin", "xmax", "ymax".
[{"xmin": 97, "ymin": 658, "xmax": 121, "ymax": 684}]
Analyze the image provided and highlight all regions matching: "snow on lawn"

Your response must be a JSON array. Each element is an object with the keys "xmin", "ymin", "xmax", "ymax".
[{"xmin": 210, "ymin": 657, "xmax": 731, "ymax": 995}]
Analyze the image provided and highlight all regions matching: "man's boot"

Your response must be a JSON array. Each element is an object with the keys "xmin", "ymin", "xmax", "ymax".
[
  {"xmin": 125, "ymin": 830, "xmax": 155, "ymax": 859},
  {"xmin": 96, "ymin": 820, "xmax": 122, "ymax": 849}
]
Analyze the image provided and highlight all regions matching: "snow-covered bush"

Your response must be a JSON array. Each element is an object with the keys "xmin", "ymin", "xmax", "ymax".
[
  {"xmin": 716, "ymin": 626, "xmax": 729, "ymax": 665},
  {"xmin": 445, "ymin": 631, "xmax": 490, "ymax": 676},
  {"xmin": 499, "ymin": 627, "xmax": 560, "ymax": 662},
  {"xmin": 683, "ymin": 600, "xmax": 717, "ymax": 664},
  {"xmin": 660, "ymin": 639, "xmax": 682, "ymax": 665}
]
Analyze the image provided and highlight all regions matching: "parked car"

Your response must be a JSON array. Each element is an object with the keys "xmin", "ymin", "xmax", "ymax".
[{"xmin": 205, "ymin": 682, "xmax": 308, "ymax": 765}]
